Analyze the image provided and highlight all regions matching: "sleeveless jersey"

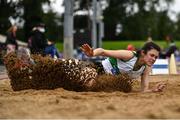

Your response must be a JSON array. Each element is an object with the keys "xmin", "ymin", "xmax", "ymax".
[{"xmin": 101, "ymin": 53, "xmax": 146, "ymax": 79}]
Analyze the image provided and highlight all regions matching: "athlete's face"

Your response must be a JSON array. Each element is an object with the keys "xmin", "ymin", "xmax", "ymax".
[{"xmin": 142, "ymin": 49, "xmax": 159, "ymax": 67}]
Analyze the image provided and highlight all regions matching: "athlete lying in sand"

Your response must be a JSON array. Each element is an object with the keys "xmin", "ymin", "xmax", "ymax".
[
  {"xmin": 5, "ymin": 42, "xmax": 166, "ymax": 92},
  {"xmin": 81, "ymin": 42, "xmax": 166, "ymax": 92}
]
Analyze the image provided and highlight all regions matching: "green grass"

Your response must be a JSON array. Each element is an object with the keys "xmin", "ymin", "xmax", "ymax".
[
  {"xmin": 102, "ymin": 41, "xmax": 172, "ymax": 50},
  {"xmin": 55, "ymin": 43, "xmax": 63, "ymax": 52},
  {"xmin": 56, "ymin": 40, "xmax": 180, "ymax": 52},
  {"xmin": 102, "ymin": 41, "xmax": 144, "ymax": 50}
]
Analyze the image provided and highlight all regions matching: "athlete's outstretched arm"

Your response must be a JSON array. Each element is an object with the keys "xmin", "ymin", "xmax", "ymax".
[
  {"xmin": 81, "ymin": 44, "xmax": 134, "ymax": 60},
  {"xmin": 141, "ymin": 66, "xmax": 166, "ymax": 92}
]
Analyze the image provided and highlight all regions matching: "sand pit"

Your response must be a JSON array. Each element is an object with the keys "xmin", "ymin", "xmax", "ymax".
[{"xmin": 0, "ymin": 75, "xmax": 180, "ymax": 119}]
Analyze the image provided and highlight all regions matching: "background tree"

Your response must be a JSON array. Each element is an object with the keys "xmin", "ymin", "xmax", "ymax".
[
  {"xmin": 17, "ymin": 0, "xmax": 50, "ymax": 40},
  {"xmin": 0, "ymin": 0, "xmax": 17, "ymax": 34},
  {"xmin": 19, "ymin": 0, "xmax": 63, "ymax": 42},
  {"xmin": 0, "ymin": 0, "xmax": 63, "ymax": 42},
  {"xmin": 103, "ymin": 0, "xmax": 175, "ymax": 40},
  {"xmin": 43, "ymin": 10, "xmax": 63, "ymax": 41},
  {"xmin": 174, "ymin": 14, "xmax": 180, "ymax": 39},
  {"xmin": 1, "ymin": 0, "xmax": 180, "ymax": 43}
]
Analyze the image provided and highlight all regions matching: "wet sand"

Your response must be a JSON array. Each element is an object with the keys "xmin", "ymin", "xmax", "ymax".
[{"xmin": 0, "ymin": 75, "xmax": 180, "ymax": 119}]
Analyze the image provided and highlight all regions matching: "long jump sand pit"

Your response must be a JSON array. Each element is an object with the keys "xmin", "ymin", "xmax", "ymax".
[{"xmin": 0, "ymin": 74, "xmax": 180, "ymax": 119}]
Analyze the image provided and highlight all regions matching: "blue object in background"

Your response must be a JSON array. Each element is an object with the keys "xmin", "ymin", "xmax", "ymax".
[{"xmin": 45, "ymin": 44, "xmax": 60, "ymax": 58}]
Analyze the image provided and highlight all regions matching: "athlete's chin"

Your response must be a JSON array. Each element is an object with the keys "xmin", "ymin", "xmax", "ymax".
[{"xmin": 146, "ymin": 63, "xmax": 153, "ymax": 67}]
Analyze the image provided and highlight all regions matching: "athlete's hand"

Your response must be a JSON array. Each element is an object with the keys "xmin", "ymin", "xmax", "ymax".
[
  {"xmin": 80, "ymin": 44, "xmax": 94, "ymax": 57},
  {"xmin": 152, "ymin": 82, "xmax": 167, "ymax": 92}
]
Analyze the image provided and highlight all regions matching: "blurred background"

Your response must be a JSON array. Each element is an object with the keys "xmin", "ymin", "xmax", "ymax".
[{"xmin": 1, "ymin": 0, "xmax": 180, "ymax": 51}]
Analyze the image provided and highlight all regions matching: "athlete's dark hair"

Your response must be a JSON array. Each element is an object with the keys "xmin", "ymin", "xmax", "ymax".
[{"xmin": 137, "ymin": 42, "xmax": 161, "ymax": 56}]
